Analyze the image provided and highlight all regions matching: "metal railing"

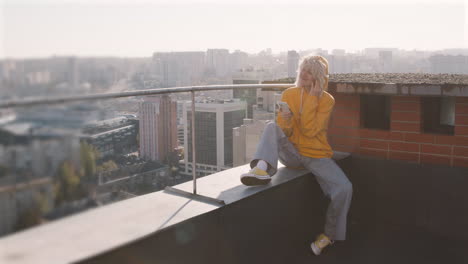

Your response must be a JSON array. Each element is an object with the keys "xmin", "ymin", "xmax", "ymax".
[{"xmin": 0, "ymin": 84, "xmax": 294, "ymax": 205}]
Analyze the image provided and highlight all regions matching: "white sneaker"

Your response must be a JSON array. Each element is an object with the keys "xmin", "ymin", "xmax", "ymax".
[
  {"xmin": 311, "ymin": 233, "xmax": 333, "ymax": 255},
  {"xmin": 240, "ymin": 167, "xmax": 271, "ymax": 186}
]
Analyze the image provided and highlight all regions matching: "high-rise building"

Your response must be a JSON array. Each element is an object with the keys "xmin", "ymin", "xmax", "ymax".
[
  {"xmin": 233, "ymin": 119, "xmax": 269, "ymax": 167},
  {"xmin": 287, "ymin": 50, "xmax": 300, "ymax": 78},
  {"xmin": 182, "ymin": 100, "xmax": 246, "ymax": 174},
  {"xmin": 139, "ymin": 95, "xmax": 177, "ymax": 162},
  {"xmin": 332, "ymin": 49, "xmax": 346, "ymax": 56},
  {"xmin": 152, "ymin": 52, "xmax": 205, "ymax": 87},
  {"xmin": 379, "ymin": 51, "xmax": 393, "ymax": 73},
  {"xmin": 232, "ymin": 80, "xmax": 259, "ymax": 119},
  {"xmin": 206, "ymin": 49, "xmax": 230, "ymax": 78},
  {"xmin": 229, "ymin": 50, "xmax": 249, "ymax": 73},
  {"xmin": 429, "ymin": 55, "xmax": 468, "ymax": 74}
]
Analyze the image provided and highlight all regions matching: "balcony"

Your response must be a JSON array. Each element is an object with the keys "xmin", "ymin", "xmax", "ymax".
[{"xmin": 1, "ymin": 74, "xmax": 468, "ymax": 264}]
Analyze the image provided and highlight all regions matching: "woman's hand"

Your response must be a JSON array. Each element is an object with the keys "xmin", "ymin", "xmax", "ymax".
[{"xmin": 280, "ymin": 110, "xmax": 293, "ymax": 121}]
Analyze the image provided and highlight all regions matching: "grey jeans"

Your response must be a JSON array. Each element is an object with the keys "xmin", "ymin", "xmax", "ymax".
[{"xmin": 251, "ymin": 121, "xmax": 353, "ymax": 241}]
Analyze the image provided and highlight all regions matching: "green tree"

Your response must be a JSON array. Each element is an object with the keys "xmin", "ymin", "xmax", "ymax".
[
  {"xmin": 14, "ymin": 193, "xmax": 49, "ymax": 232},
  {"xmin": 97, "ymin": 160, "xmax": 119, "ymax": 173},
  {"xmin": 54, "ymin": 161, "xmax": 81, "ymax": 206},
  {"xmin": 80, "ymin": 142, "xmax": 99, "ymax": 183},
  {"xmin": 53, "ymin": 142, "xmax": 102, "ymax": 206}
]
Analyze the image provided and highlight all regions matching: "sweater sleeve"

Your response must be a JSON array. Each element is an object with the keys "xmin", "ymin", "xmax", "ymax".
[
  {"xmin": 276, "ymin": 92, "xmax": 294, "ymax": 137},
  {"xmin": 299, "ymin": 95, "xmax": 334, "ymax": 139}
]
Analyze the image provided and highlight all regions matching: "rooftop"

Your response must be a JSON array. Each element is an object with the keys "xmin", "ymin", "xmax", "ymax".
[
  {"xmin": 1, "ymin": 154, "xmax": 467, "ymax": 264},
  {"xmin": 0, "ymin": 76, "xmax": 467, "ymax": 264}
]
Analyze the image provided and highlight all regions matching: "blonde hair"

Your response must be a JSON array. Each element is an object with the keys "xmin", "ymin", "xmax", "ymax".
[{"xmin": 295, "ymin": 55, "xmax": 329, "ymax": 96}]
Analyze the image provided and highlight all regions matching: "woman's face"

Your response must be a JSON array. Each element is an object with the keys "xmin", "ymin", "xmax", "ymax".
[{"xmin": 299, "ymin": 68, "xmax": 315, "ymax": 87}]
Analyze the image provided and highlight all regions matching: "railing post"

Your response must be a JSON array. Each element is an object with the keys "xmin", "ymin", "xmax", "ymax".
[
  {"xmin": 164, "ymin": 89, "xmax": 225, "ymax": 206},
  {"xmin": 191, "ymin": 90, "xmax": 197, "ymax": 195}
]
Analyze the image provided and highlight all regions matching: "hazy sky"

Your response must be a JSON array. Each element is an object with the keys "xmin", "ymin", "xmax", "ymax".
[{"xmin": 1, "ymin": 0, "xmax": 467, "ymax": 58}]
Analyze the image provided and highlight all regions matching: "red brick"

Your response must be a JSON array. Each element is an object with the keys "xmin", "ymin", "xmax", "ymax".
[
  {"xmin": 332, "ymin": 108, "xmax": 360, "ymax": 119},
  {"xmin": 389, "ymin": 151, "xmax": 419, "ymax": 163},
  {"xmin": 331, "ymin": 117, "xmax": 360, "ymax": 128},
  {"xmin": 454, "ymin": 136, "xmax": 468, "ymax": 146},
  {"xmin": 455, "ymin": 126, "xmax": 468, "ymax": 136},
  {"xmin": 335, "ymin": 99, "xmax": 360, "ymax": 109},
  {"xmin": 359, "ymin": 130, "xmax": 405, "ymax": 141},
  {"xmin": 360, "ymin": 139, "xmax": 388, "ymax": 150},
  {"xmin": 456, "ymin": 97, "xmax": 468, "ymax": 104},
  {"xmin": 406, "ymin": 133, "xmax": 435, "ymax": 144},
  {"xmin": 360, "ymin": 129, "xmax": 392, "ymax": 140},
  {"xmin": 390, "ymin": 142, "xmax": 420, "ymax": 152},
  {"xmin": 328, "ymin": 126, "xmax": 360, "ymax": 137},
  {"xmin": 392, "ymin": 101, "xmax": 421, "ymax": 112},
  {"xmin": 391, "ymin": 122, "xmax": 421, "ymax": 132},
  {"xmin": 359, "ymin": 148, "xmax": 388, "ymax": 159},
  {"xmin": 456, "ymin": 104, "xmax": 468, "ymax": 115},
  {"xmin": 455, "ymin": 115, "xmax": 468, "ymax": 126},
  {"xmin": 421, "ymin": 144, "xmax": 452, "ymax": 155},
  {"xmin": 392, "ymin": 96, "xmax": 420, "ymax": 102},
  {"xmin": 389, "ymin": 132, "xmax": 405, "ymax": 141},
  {"xmin": 421, "ymin": 154, "xmax": 451, "ymax": 166},
  {"xmin": 434, "ymin": 135, "xmax": 456, "ymax": 145},
  {"xmin": 359, "ymin": 129, "xmax": 372, "ymax": 138},
  {"xmin": 454, "ymin": 146, "xmax": 468, "ymax": 157},
  {"xmin": 453, "ymin": 157, "xmax": 468, "ymax": 168},
  {"xmin": 333, "ymin": 145, "xmax": 359, "ymax": 153},
  {"xmin": 334, "ymin": 94, "xmax": 359, "ymax": 101},
  {"xmin": 329, "ymin": 136, "xmax": 359, "ymax": 147},
  {"xmin": 391, "ymin": 111, "xmax": 421, "ymax": 122}
]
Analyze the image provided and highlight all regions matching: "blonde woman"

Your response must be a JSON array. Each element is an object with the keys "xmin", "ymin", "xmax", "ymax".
[{"xmin": 240, "ymin": 55, "xmax": 353, "ymax": 255}]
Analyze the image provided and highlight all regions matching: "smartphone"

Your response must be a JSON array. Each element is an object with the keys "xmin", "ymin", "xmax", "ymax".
[{"xmin": 277, "ymin": 101, "xmax": 291, "ymax": 114}]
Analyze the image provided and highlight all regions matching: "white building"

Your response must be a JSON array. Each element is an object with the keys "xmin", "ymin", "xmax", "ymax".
[
  {"xmin": 182, "ymin": 100, "xmax": 247, "ymax": 175},
  {"xmin": 233, "ymin": 119, "xmax": 270, "ymax": 167}
]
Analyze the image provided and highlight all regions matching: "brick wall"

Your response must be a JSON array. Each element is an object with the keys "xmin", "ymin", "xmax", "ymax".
[{"xmin": 328, "ymin": 93, "xmax": 468, "ymax": 168}]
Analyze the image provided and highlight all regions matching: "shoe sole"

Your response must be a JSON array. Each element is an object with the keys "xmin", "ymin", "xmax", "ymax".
[
  {"xmin": 240, "ymin": 174, "xmax": 271, "ymax": 186},
  {"xmin": 311, "ymin": 243, "xmax": 321, "ymax": 255}
]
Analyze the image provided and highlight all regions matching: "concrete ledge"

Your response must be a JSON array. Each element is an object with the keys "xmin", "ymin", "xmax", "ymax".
[
  {"xmin": 0, "ymin": 156, "xmax": 327, "ymax": 264},
  {"xmin": 329, "ymin": 82, "xmax": 468, "ymax": 97}
]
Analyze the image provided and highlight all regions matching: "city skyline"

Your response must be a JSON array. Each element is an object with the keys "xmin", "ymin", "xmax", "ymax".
[{"xmin": 1, "ymin": 0, "xmax": 467, "ymax": 58}]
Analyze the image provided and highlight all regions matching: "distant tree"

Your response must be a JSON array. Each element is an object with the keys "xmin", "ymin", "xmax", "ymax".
[
  {"xmin": 54, "ymin": 161, "xmax": 81, "ymax": 206},
  {"xmin": 53, "ymin": 142, "xmax": 102, "ymax": 206},
  {"xmin": 14, "ymin": 193, "xmax": 48, "ymax": 232},
  {"xmin": 166, "ymin": 150, "xmax": 182, "ymax": 176},
  {"xmin": 80, "ymin": 142, "xmax": 99, "ymax": 183},
  {"xmin": 97, "ymin": 160, "xmax": 119, "ymax": 173}
]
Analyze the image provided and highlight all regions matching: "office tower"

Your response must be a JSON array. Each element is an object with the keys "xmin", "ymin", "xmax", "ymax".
[
  {"xmin": 206, "ymin": 49, "xmax": 230, "ymax": 78},
  {"xmin": 139, "ymin": 95, "xmax": 177, "ymax": 162},
  {"xmin": 229, "ymin": 50, "xmax": 249, "ymax": 73},
  {"xmin": 232, "ymin": 79, "xmax": 259, "ymax": 119},
  {"xmin": 429, "ymin": 55, "xmax": 468, "ymax": 74},
  {"xmin": 152, "ymin": 52, "xmax": 205, "ymax": 87},
  {"xmin": 183, "ymin": 100, "xmax": 246, "ymax": 174},
  {"xmin": 379, "ymin": 51, "xmax": 393, "ymax": 73}
]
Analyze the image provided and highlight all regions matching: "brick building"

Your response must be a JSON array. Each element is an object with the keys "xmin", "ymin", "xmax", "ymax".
[{"xmin": 326, "ymin": 73, "xmax": 468, "ymax": 168}]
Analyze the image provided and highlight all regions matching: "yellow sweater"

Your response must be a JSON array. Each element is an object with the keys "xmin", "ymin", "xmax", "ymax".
[{"xmin": 276, "ymin": 87, "xmax": 334, "ymax": 158}]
